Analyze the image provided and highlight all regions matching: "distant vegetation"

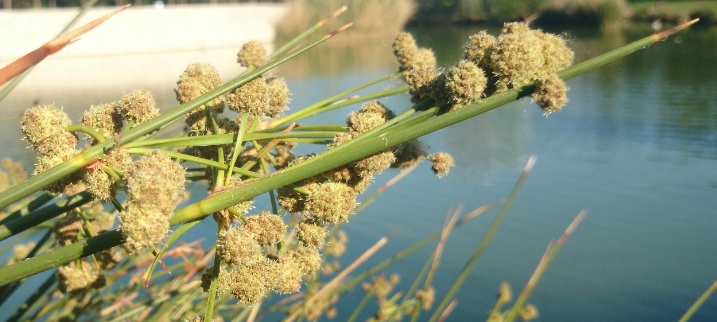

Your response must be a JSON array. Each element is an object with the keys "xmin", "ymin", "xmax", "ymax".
[{"xmin": 2, "ymin": 0, "xmax": 716, "ymax": 27}]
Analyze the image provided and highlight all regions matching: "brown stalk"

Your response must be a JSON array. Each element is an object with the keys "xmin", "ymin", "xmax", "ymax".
[{"xmin": 0, "ymin": 4, "xmax": 130, "ymax": 87}]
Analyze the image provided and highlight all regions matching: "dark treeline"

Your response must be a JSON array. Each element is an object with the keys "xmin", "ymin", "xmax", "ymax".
[{"xmin": 2, "ymin": 0, "xmax": 280, "ymax": 9}]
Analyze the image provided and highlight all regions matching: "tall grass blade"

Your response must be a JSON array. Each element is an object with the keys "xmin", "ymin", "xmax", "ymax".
[{"xmin": 428, "ymin": 156, "xmax": 536, "ymax": 322}]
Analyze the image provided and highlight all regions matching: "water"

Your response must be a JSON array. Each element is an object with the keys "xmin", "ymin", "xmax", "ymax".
[{"xmin": 1, "ymin": 25, "xmax": 716, "ymax": 321}]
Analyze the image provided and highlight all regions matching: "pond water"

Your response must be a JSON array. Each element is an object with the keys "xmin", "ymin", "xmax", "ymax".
[{"xmin": 1, "ymin": 24, "xmax": 716, "ymax": 321}]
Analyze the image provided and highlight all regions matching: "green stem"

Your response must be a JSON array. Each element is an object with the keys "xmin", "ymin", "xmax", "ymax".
[
  {"xmin": 66, "ymin": 124, "xmax": 106, "ymax": 143},
  {"xmin": 225, "ymin": 113, "xmax": 249, "ymax": 186},
  {"xmin": 274, "ymin": 73, "xmax": 399, "ymax": 126},
  {"xmin": 0, "ymin": 192, "xmax": 93, "ymax": 242}
]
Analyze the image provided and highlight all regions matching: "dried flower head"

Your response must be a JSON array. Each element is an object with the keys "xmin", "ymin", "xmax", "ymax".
[
  {"xmin": 404, "ymin": 68, "xmax": 438, "ymax": 103},
  {"xmin": 464, "ymin": 31, "xmax": 496, "ymax": 68},
  {"xmin": 229, "ymin": 263, "xmax": 269, "ymax": 305},
  {"xmin": 427, "ymin": 152, "xmax": 455, "ymax": 178},
  {"xmin": 295, "ymin": 221, "xmax": 326, "ymax": 249},
  {"xmin": 80, "ymin": 102, "xmax": 123, "ymax": 143},
  {"xmin": 33, "ymin": 148, "xmax": 82, "ymax": 193},
  {"xmin": 532, "ymin": 74, "xmax": 569, "ymax": 115},
  {"xmin": 353, "ymin": 151, "xmax": 396, "ymax": 178},
  {"xmin": 237, "ymin": 40, "xmax": 267, "ymax": 68},
  {"xmin": 175, "ymin": 63, "xmax": 224, "ymax": 108},
  {"xmin": 305, "ymin": 182, "xmax": 357, "ymax": 223},
  {"xmin": 21, "ymin": 104, "xmax": 78, "ymax": 155},
  {"xmin": 120, "ymin": 203, "xmax": 170, "ymax": 252},
  {"xmin": 444, "ymin": 59, "xmax": 487, "ymax": 108},
  {"xmin": 415, "ymin": 286, "xmax": 436, "ymax": 310},
  {"xmin": 120, "ymin": 151, "xmax": 186, "ymax": 251},
  {"xmin": 226, "ymin": 77, "xmax": 269, "ymax": 117},
  {"xmin": 219, "ymin": 227, "xmax": 263, "ymax": 266},
  {"xmin": 519, "ymin": 304, "xmax": 540, "ymax": 321},
  {"xmin": 393, "ymin": 32, "xmax": 419, "ymax": 70},
  {"xmin": 391, "ymin": 139, "xmax": 424, "ymax": 169},
  {"xmin": 489, "ymin": 22, "xmax": 544, "ymax": 92},
  {"xmin": 57, "ymin": 262, "xmax": 105, "ymax": 293},
  {"xmin": 534, "ymin": 31, "xmax": 574, "ymax": 74},
  {"xmin": 244, "ymin": 211, "xmax": 286, "ymax": 246},
  {"xmin": 287, "ymin": 246, "xmax": 322, "ymax": 276},
  {"xmin": 498, "ymin": 282, "xmax": 513, "ymax": 304},
  {"xmin": 118, "ymin": 89, "xmax": 159, "ymax": 124},
  {"xmin": 325, "ymin": 230, "xmax": 348, "ymax": 258},
  {"xmin": 267, "ymin": 257, "xmax": 303, "ymax": 294},
  {"xmin": 347, "ymin": 101, "xmax": 394, "ymax": 135},
  {"xmin": 265, "ymin": 77, "xmax": 291, "ymax": 117},
  {"xmin": 6, "ymin": 241, "xmax": 36, "ymax": 266},
  {"xmin": 125, "ymin": 151, "xmax": 186, "ymax": 213}
]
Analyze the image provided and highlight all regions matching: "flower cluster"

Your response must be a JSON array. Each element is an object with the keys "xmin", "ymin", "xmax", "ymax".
[
  {"xmin": 120, "ymin": 151, "xmax": 186, "ymax": 252},
  {"xmin": 394, "ymin": 22, "xmax": 574, "ymax": 113}
]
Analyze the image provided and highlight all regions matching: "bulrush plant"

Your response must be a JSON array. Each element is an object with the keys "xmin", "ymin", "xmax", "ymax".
[{"xmin": 0, "ymin": 4, "xmax": 702, "ymax": 321}]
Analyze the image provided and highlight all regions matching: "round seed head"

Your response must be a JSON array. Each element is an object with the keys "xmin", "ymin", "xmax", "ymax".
[
  {"xmin": 120, "ymin": 203, "xmax": 170, "ymax": 252},
  {"xmin": 463, "ymin": 31, "xmax": 496, "ymax": 68},
  {"xmin": 125, "ymin": 151, "xmax": 186, "ymax": 214},
  {"xmin": 101, "ymin": 147, "xmax": 133, "ymax": 174},
  {"xmin": 404, "ymin": 68, "xmax": 438, "ymax": 103},
  {"xmin": 391, "ymin": 139, "xmax": 424, "ymax": 169},
  {"xmin": 229, "ymin": 264, "xmax": 269, "ymax": 305},
  {"xmin": 57, "ymin": 262, "xmax": 105, "ymax": 293},
  {"xmin": 262, "ymin": 257, "xmax": 302, "ymax": 294},
  {"xmin": 53, "ymin": 213, "xmax": 83, "ymax": 246},
  {"xmin": 84, "ymin": 169, "xmax": 114, "ymax": 200},
  {"xmin": 118, "ymin": 90, "xmax": 159, "ymax": 124},
  {"xmin": 489, "ymin": 24, "xmax": 544, "ymax": 92},
  {"xmin": 534, "ymin": 31, "xmax": 574, "ymax": 74},
  {"xmin": 532, "ymin": 74, "xmax": 569, "ymax": 115},
  {"xmin": 265, "ymin": 77, "xmax": 291, "ymax": 118},
  {"xmin": 219, "ymin": 227, "xmax": 263, "ymax": 266},
  {"xmin": 237, "ymin": 40, "xmax": 268, "ymax": 68},
  {"xmin": 353, "ymin": 150, "xmax": 396, "ymax": 178},
  {"xmin": 427, "ymin": 152, "xmax": 455, "ymax": 178},
  {"xmin": 393, "ymin": 32, "xmax": 419, "ymax": 70},
  {"xmin": 305, "ymin": 182, "xmax": 357, "ymax": 223},
  {"xmin": 416, "ymin": 286, "xmax": 436, "ymax": 310},
  {"xmin": 21, "ymin": 104, "xmax": 77, "ymax": 155},
  {"xmin": 81, "ymin": 103, "xmax": 123, "ymax": 144},
  {"xmin": 403, "ymin": 47, "xmax": 437, "ymax": 71},
  {"xmin": 175, "ymin": 63, "xmax": 224, "ymax": 108},
  {"xmin": 226, "ymin": 77, "xmax": 269, "ymax": 117},
  {"xmin": 295, "ymin": 221, "xmax": 326, "ymax": 249},
  {"xmin": 347, "ymin": 101, "xmax": 394, "ymax": 135},
  {"xmin": 33, "ymin": 148, "xmax": 82, "ymax": 193},
  {"xmin": 244, "ymin": 211, "xmax": 286, "ymax": 246},
  {"xmin": 287, "ymin": 246, "xmax": 322, "ymax": 276},
  {"xmin": 444, "ymin": 59, "xmax": 487, "ymax": 107}
]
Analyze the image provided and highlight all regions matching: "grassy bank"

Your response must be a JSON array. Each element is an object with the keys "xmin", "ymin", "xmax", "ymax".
[
  {"xmin": 409, "ymin": 0, "xmax": 717, "ymax": 27},
  {"xmin": 630, "ymin": 0, "xmax": 717, "ymax": 24}
]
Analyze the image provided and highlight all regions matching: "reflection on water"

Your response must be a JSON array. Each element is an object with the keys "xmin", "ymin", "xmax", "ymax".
[{"xmin": 1, "ymin": 24, "xmax": 716, "ymax": 321}]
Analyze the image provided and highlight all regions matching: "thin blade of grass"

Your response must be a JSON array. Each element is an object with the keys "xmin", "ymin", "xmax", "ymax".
[
  {"xmin": 286, "ymin": 235, "xmax": 389, "ymax": 322},
  {"xmin": 679, "ymin": 279, "xmax": 717, "ymax": 322},
  {"xmin": 141, "ymin": 219, "xmax": 203, "ymax": 287},
  {"xmin": 428, "ymin": 156, "xmax": 536, "ymax": 322},
  {"xmin": 504, "ymin": 209, "xmax": 587, "ymax": 322}
]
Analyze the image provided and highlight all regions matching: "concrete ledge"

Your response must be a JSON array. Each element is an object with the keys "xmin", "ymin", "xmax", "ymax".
[
  {"xmin": 0, "ymin": 4, "xmax": 288, "ymax": 105},
  {"xmin": 0, "ymin": 4, "xmax": 287, "ymax": 57}
]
